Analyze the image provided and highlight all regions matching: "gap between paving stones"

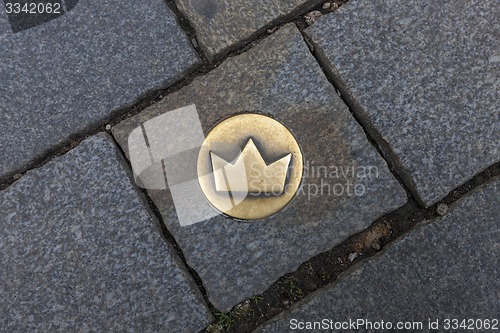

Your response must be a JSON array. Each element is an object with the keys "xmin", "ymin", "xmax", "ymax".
[
  {"xmin": 201, "ymin": 161, "xmax": 500, "ymax": 333},
  {"xmin": 299, "ymin": 0, "xmax": 500, "ymax": 208},
  {"xmin": 166, "ymin": 0, "xmax": 350, "ymax": 63},
  {"xmin": 164, "ymin": 0, "xmax": 209, "ymax": 62},
  {"xmin": 0, "ymin": 134, "xmax": 214, "ymax": 332},
  {"xmin": 108, "ymin": 135, "xmax": 219, "ymax": 315},
  {"xmin": 296, "ymin": 22, "xmax": 418, "ymax": 206},
  {"xmin": 0, "ymin": 0, "xmax": 349, "ymax": 192},
  {"xmin": 170, "ymin": 0, "xmax": 348, "ymax": 61},
  {"xmin": 302, "ymin": 36, "xmax": 425, "ymax": 206}
]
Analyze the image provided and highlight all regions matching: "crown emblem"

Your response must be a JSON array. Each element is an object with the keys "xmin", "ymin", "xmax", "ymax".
[{"xmin": 210, "ymin": 138, "xmax": 292, "ymax": 194}]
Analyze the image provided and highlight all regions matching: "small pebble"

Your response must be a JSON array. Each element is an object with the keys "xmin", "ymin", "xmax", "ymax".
[
  {"xmin": 322, "ymin": 2, "xmax": 331, "ymax": 9},
  {"xmin": 348, "ymin": 252, "xmax": 358, "ymax": 262},
  {"xmin": 105, "ymin": 124, "xmax": 112, "ymax": 131},
  {"xmin": 305, "ymin": 10, "xmax": 323, "ymax": 25},
  {"xmin": 267, "ymin": 26, "xmax": 279, "ymax": 34},
  {"xmin": 436, "ymin": 203, "xmax": 448, "ymax": 216},
  {"xmin": 13, "ymin": 173, "xmax": 23, "ymax": 180},
  {"xmin": 206, "ymin": 323, "xmax": 224, "ymax": 333},
  {"xmin": 371, "ymin": 242, "xmax": 381, "ymax": 251}
]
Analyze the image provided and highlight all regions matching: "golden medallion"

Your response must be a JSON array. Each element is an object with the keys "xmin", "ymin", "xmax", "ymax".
[{"xmin": 197, "ymin": 114, "xmax": 303, "ymax": 220}]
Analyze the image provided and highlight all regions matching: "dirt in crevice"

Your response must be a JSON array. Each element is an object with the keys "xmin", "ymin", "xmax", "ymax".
[{"xmin": 203, "ymin": 162, "xmax": 499, "ymax": 333}]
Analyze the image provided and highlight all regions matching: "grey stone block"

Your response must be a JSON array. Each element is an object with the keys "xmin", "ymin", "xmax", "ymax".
[
  {"xmin": 256, "ymin": 178, "xmax": 500, "ymax": 332},
  {"xmin": 305, "ymin": 0, "xmax": 500, "ymax": 206},
  {"xmin": 112, "ymin": 24, "xmax": 407, "ymax": 311},
  {"xmin": 0, "ymin": 134, "xmax": 212, "ymax": 332},
  {"xmin": 0, "ymin": 0, "xmax": 199, "ymax": 179},
  {"xmin": 176, "ymin": 0, "xmax": 321, "ymax": 58}
]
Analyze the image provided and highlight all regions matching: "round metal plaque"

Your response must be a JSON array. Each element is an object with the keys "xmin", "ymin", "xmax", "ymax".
[{"xmin": 197, "ymin": 113, "xmax": 303, "ymax": 220}]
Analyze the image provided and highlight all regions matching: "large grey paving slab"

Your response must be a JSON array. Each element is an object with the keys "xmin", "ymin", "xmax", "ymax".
[
  {"xmin": 112, "ymin": 24, "xmax": 407, "ymax": 311},
  {"xmin": 305, "ymin": 0, "xmax": 500, "ymax": 206},
  {"xmin": 256, "ymin": 177, "xmax": 500, "ymax": 332},
  {"xmin": 0, "ymin": 0, "xmax": 199, "ymax": 179},
  {"xmin": 176, "ymin": 0, "xmax": 322, "ymax": 58},
  {"xmin": 0, "ymin": 134, "xmax": 212, "ymax": 332}
]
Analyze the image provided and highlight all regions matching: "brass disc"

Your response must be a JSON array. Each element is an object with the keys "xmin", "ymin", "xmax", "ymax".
[{"xmin": 197, "ymin": 113, "xmax": 303, "ymax": 220}]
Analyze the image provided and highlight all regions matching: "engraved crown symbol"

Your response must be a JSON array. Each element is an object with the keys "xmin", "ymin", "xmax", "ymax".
[{"xmin": 210, "ymin": 138, "xmax": 292, "ymax": 194}]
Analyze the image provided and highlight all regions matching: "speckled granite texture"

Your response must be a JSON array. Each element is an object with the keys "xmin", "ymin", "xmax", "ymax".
[
  {"xmin": 0, "ymin": 0, "xmax": 199, "ymax": 179},
  {"xmin": 0, "ymin": 134, "xmax": 212, "ymax": 332},
  {"xmin": 113, "ymin": 24, "xmax": 407, "ymax": 311},
  {"xmin": 305, "ymin": 0, "xmax": 500, "ymax": 206},
  {"xmin": 256, "ymin": 177, "xmax": 500, "ymax": 332}
]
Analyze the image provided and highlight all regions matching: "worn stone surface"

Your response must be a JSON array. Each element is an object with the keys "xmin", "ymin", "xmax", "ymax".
[
  {"xmin": 112, "ymin": 24, "xmax": 407, "ymax": 311},
  {"xmin": 305, "ymin": 0, "xmax": 500, "ymax": 206},
  {"xmin": 0, "ymin": 134, "xmax": 212, "ymax": 332},
  {"xmin": 0, "ymin": 0, "xmax": 199, "ymax": 179},
  {"xmin": 176, "ymin": 0, "xmax": 321, "ymax": 57},
  {"xmin": 256, "ymin": 178, "xmax": 500, "ymax": 332}
]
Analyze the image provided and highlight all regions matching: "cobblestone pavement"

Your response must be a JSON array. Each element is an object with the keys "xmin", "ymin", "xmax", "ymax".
[
  {"xmin": 256, "ymin": 179, "xmax": 500, "ymax": 332},
  {"xmin": 1, "ymin": 0, "xmax": 498, "ymax": 332}
]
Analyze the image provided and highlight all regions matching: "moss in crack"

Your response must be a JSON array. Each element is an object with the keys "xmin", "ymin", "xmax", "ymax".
[
  {"xmin": 288, "ymin": 278, "xmax": 304, "ymax": 300},
  {"xmin": 212, "ymin": 309, "xmax": 236, "ymax": 331}
]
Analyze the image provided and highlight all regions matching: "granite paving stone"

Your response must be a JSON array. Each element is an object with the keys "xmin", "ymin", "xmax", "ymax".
[
  {"xmin": 112, "ymin": 24, "xmax": 407, "ymax": 311},
  {"xmin": 0, "ymin": 0, "xmax": 199, "ymax": 179},
  {"xmin": 0, "ymin": 134, "xmax": 212, "ymax": 332},
  {"xmin": 176, "ymin": 0, "xmax": 322, "ymax": 58},
  {"xmin": 305, "ymin": 0, "xmax": 500, "ymax": 206},
  {"xmin": 256, "ymin": 177, "xmax": 500, "ymax": 332}
]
